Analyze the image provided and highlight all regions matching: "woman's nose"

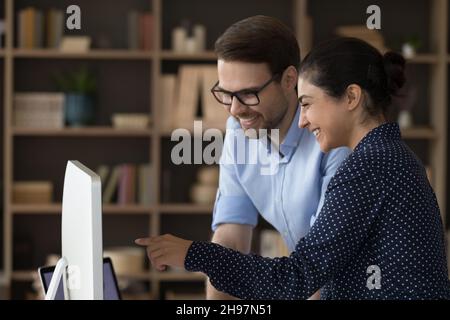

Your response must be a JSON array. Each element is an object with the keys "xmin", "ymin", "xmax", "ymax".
[{"xmin": 299, "ymin": 111, "xmax": 309, "ymax": 129}]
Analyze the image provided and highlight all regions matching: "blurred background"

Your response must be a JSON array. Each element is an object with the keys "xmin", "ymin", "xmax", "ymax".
[{"xmin": 0, "ymin": 0, "xmax": 449, "ymax": 299}]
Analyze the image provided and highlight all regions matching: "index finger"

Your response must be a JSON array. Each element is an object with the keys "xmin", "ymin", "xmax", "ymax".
[{"xmin": 134, "ymin": 237, "xmax": 151, "ymax": 246}]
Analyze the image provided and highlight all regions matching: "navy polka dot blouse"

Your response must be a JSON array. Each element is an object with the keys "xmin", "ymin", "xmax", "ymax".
[{"xmin": 185, "ymin": 123, "xmax": 450, "ymax": 299}]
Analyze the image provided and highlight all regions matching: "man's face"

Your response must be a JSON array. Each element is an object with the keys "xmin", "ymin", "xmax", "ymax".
[{"xmin": 217, "ymin": 60, "xmax": 289, "ymax": 138}]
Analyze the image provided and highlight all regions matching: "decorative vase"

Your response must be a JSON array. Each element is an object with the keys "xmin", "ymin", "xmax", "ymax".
[
  {"xmin": 402, "ymin": 43, "xmax": 416, "ymax": 59},
  {"xmin": 65, "ymin": 93, "xmax": 95, "ymax": 127},
  {"xmin": 398, "ymin": 110, "xmax": 413, "ymax": 129}
]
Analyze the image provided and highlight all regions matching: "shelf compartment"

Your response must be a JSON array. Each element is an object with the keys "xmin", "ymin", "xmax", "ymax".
[
  {"xmin": 406, "ymin": 54, "xmax": 439, "ymax": 64},
  {"xmin": 12, "ymin": 127, "xmax": 153, "ymax": 137},
  {"xmin": 154, "ymin": 271, "xmax": 206, "ymax": 281},
  {"xmin": 13, "ymin": 49, "xmax": 154, "ymax": 60},
  {"xmin": 158, "ymin": 204, "xmax": 213, "ymax": 214},
  {"xmin": 401, "ymin": 127, "xmax": 437, "ymax": 139},
  {"xmin": 11, "ymin": 203, "xmax": 155, "ymax": 215},
  {"xmin": 160, "ymin": 50, "xmax": 216, "ymax": 61},
  {"xmin": 12, "ymin": 270, "xmax": 151, "ymax": 281}
]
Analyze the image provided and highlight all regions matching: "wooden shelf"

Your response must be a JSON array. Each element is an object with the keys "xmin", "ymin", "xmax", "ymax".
[
  {"xmin": 155, "ymin": 271, "xmax": 206, "ymax": 281},
  {"xmin": 11, "ymin": 203, "xmax": 155, "ymax": 215},
  {"xmin": 11, "ymin": 271, "xmax": 37, "ymax": 281},
  {"xmin": 158, "ymin": 204, "xmax": 213, "ymax": 214},
  {"xmin": 13, "ymin": 49, "xmax": 154, "ymax": 60},
  {"xmin": 12, "ymin": 270, "xmax": 206, "ymax": 282},
  {"xmin": 401, "ymin": 127, "xmax": 437, "ymax": 139},
  {"xmin": 11, "ymin": 203, "xmax": 215, "ymax": 215},
  {"xmin": 12, "ymin": 127, "xmax": 153, "ymax": 137},
  {"xmin": 160, "ymin": 50, "xmax": 216, "ymax": 60},
  {"xmin": 406, "ymin": 54, "xmax": 439, "ymax": 64},
  {"xmin": 12, "ymin": 270, "xmax": 151, "ymax": 281},
  {"xmin": 116, "ymin": 272, "xmax": 151, "ymax": 281}
]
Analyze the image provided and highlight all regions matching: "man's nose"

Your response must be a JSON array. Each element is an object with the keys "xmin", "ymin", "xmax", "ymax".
[
  {"xmin": 229, "ymin": 97, "xmax": 247, "ymax": 117},
  {"xmin": 299, "ymin": 111, "xmax": 309, "ymax": 129}
]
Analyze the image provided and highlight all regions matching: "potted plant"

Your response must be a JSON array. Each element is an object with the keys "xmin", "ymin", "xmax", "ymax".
[
  {"xmin": 54, "ymin": 67, "xmax": 97, "ymax": 127},
  {"xmin": 402, "ymin": 35, "xmax": 422, "ymax": 58}
]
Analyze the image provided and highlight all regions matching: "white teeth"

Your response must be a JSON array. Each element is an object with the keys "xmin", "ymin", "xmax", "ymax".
[
  {"xmin": 240, "ymin": 116, "xmax": 257, "ymax": 122},
  {"xmin": 313, "ymin": 129, "xmax": 320, "ymax": 137}
]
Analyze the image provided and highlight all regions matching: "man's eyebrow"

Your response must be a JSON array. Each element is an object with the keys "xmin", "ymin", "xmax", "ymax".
[
  {"xmin": 298, "ymin": 95, "xmax": 312, "ymax": 103},
  {"xmin": 217, "ymin": 84, "xmax": 260, "ymax": 92}
]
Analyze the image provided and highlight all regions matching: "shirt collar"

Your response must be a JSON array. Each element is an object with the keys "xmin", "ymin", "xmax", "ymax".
[
  {"xmin": 279, "ymin": 106, "xmax": 303, "ymax": 159},
  {"xmin": 354, "ymin": 122, "xmax": 401, "ymax": 153}
]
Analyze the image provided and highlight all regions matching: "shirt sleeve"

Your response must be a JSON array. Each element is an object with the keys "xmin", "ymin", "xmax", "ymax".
[
  {"xmin": 186, "ymin": 172, "xmax": 385, "ymax": 299},
  {"xmin": 310, "ymin": 147, "xmax": 351, "ymax": 226},
  {"xmin": 211, "ymin": 117, "xmax": 259, "ymax": 231}
]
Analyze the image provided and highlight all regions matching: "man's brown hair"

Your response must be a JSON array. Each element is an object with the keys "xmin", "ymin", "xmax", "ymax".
[{"xmin": 215, "ymin": 15, "xmax": 300, "ymax": 76}]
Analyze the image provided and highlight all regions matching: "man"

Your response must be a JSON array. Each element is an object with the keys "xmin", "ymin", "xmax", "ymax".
[{"xmin": 206, "ymin": 15, "xmax": 350, "ymax": 299}]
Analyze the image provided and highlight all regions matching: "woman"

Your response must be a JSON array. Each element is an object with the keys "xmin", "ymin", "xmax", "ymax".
[{"xmin": 136, "ymin": 38, "xmax": 450, "ymax": 299}]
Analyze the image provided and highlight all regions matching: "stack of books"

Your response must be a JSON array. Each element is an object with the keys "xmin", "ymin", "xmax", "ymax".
[
  {"xmin": 13, "ymin": 92, "xmax": 64, "ymax": 128},
  {"xmin": 127, "ymin": 11, "xmax": 154, "ymax": 50},
  {"xmin": 17, "ymin": 7, "xmax": 64, "ymax": 49},
  {"xmin": 161, "ymin": 65, "xmax": 229, "ymax": 133},
  {"xmin": 97, "ymin": 163, "xmax": 154, "ymax": 205},
  {"xmin": 13, "ymin": 181, "xmax": 53, "ymax": 204}
]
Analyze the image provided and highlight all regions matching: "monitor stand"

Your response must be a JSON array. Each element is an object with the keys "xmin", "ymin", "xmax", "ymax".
[{"xmin": 45, "ymin": 257, "xmax": 69, "ymax": 300}]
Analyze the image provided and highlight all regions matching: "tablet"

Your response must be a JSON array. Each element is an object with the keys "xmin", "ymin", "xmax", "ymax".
[{"xmin": 38, "ymin": 257, "xmax": 122, "ymax": 300}]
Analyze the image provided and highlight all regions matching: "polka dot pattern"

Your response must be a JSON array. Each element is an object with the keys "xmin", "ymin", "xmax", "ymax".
[{"xmin": 185, "ymin": 123, "xmax": 450, "ymax": 300}]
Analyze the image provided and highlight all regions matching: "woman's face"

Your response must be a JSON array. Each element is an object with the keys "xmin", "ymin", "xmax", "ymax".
[{"xmin": 298, "ymin": 77, "xmax": 352, "ymax": 152}]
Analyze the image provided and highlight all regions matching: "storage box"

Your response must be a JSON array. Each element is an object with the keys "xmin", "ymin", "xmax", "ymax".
[
  {"xmin": 12, "ymin": 181, "xmax": 53, "ymax": 204},
  {"xmin": 103, "ymin": 247, "xmax": 145, "ymax": 276},
  {"xmin": 112, "ymin": 113, "xmax": 151, "ymax": 129},
  {"xmin": 14, "ymin": 93, "xmax": 64, "ymax": 128}
]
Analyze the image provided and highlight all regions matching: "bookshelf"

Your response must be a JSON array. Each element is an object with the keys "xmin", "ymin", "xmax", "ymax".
[{"xmin": 1, "ymin": 0, "xmax": 449, "ymax": 299}]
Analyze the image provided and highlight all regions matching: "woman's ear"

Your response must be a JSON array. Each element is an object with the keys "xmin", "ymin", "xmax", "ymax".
[
  {"xmin": 345, "ymin": 84, "xmax": 363, "ymax": 111},
  {"xmin": 282, "ymin": 66, "xmax": 298, "ymax": 91}
]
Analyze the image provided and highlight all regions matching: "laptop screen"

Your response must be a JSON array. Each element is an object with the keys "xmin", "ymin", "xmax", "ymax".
[{"xmin": 39, "ymin": 257, "xmax": 121, "ymax": 300}]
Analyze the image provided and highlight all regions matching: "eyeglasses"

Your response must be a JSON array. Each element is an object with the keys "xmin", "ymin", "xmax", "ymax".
[{"xmin": 210, "ymin": 73, "xmax": 280, "ymax": 107}]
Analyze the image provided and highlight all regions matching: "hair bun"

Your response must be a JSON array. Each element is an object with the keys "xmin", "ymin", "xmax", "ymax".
[{"xmin": 383, "ymin": 51, "xmax": 406, "ymax": 95}]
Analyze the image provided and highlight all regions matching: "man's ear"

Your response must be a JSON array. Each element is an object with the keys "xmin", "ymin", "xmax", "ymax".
[
  {"xmin": 345, "ymin": 84, "xmax": 363, "ymax": 111},
  {"xmin": 282, "ymin": 66, "xmax": 298, "ymax": 90}
]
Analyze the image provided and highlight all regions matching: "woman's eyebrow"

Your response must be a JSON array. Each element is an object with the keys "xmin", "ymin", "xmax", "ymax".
[{"xmin": 299, "ymin": 95, "xmax": 312, "ymax": 103}]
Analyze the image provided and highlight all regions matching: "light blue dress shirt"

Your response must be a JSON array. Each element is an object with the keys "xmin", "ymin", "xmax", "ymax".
[{"xmin": 212, "ymin": 106, "xmax": 351, "ymax": 251}]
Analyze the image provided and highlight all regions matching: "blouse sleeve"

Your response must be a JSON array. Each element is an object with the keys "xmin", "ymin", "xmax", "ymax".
[{"xmin": 185, "ymin": 172, "xmax": 386, "ymax": 299}]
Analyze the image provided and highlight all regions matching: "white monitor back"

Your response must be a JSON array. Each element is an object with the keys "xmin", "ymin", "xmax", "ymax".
[{"xmin": 62, "ymin": 160, "xmax": 103, "ymax": 299}]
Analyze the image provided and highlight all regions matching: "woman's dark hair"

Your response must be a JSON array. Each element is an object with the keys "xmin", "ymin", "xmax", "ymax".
[
  {"xmin": 215, "ymin": 15, "xmax": 300, "ymax": 76},
  {"xmin": 299, "ymin": 37, "xmax": 406, "ymax": 117}
]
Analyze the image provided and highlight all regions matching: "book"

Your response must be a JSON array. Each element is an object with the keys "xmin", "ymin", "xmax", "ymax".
[
  {"xmin": 161, "ymin": 74, "xmax": 177, "ymax": 133},
  {"xmin": 175, "ymin": 65, "xmax": 202, "ymax": 129},
  {"xmin": 118, "ymin": 164, "xmax": 137, "ymax": 204},
  {"xmin": 140, "ymin": 12, "xmax": 153, "ymax": 50},
  {"xmin": 127, "ymin": 11, "xmax": 139, "ymax": 50},
  {"xmin": 34, "ymin": 10, "xmax": 43, "ymax": 48},
  {"xmin": 96, "ymin": 165, "xmax": 110, "ymax": 193},
  {"xmin": 46, "ymin": 9, "xmax": 64, "ymax": 48},
  {"xmin": 202, "ymin": 66, "xmax": 228, "ymax": 130},
  {"xmin": 138, "ymin": 163, "xmax": 153, "ymax": 205},
  {"xmin": 103, "ymin": 165, "xmax": 121, "ymax": 204}
]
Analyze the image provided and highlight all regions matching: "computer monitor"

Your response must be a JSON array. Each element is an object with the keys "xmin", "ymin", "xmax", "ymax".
[
  {"xmin": 39, "ymin": 257, "xmax": 121, "ymax": 300},
  {"xmin": 45, "ymin": 160, "xmax": 103, "ymax": 300}
]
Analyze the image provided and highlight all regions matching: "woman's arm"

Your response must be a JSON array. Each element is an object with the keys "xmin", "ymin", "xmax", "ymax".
[{"xmin": 136, "ymin": 173, "xmax": 385, "ymax": 299}]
